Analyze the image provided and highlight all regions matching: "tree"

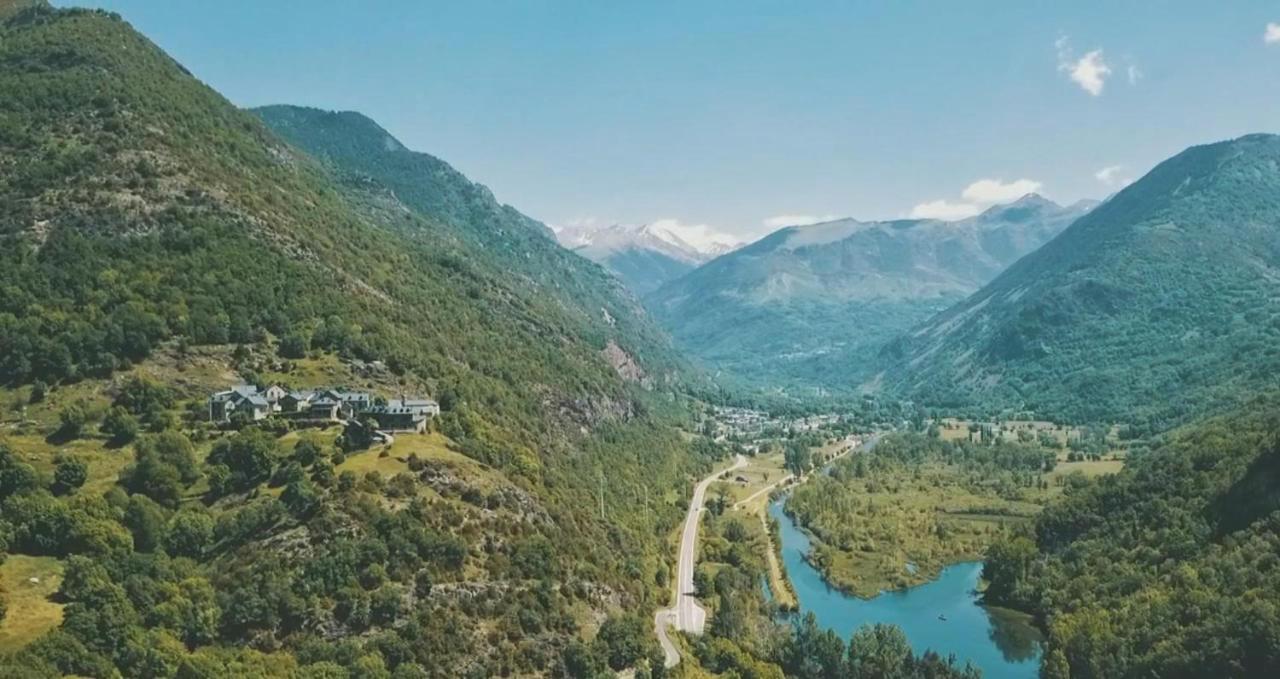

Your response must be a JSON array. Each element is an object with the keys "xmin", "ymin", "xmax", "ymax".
[
  {"xmin": 51, "ymin": 456, "xmax": 88, "ymax": 495},
  {"xmin": 292, "ymin": 439, "xmax": 321, "ymax": 467},
  {"xmin": 123, "ymin": 432, "xmax": 199, "ymax": 509},
  {"xmin": 207, "ymin": 428, "xmax": 279, "ymax": 492},
  {"xmin": 100, "ymin": 407, "xmax": 140, "ymax": 445},
  {"xmin": 279, "ymin": 332, "xmax": 309, "ymax": 359},
  {"xmin": 339, "ymin": 417, "xmax": 380, "ymax": 452},
  {"xmin": 165, "ymin": 510, "xmax": 214, "ymax": 559},
  {"xmin": 981, "ymin": 536, "xmax": 1038, "ymax": 608},
  {"xmin": 596, "ymin": 614, "xmax": 650, "ymax": 671},
  {"xmin": 562, "ymin": 640, "xmax": 607, "ymax": 679},
  {"xmin": 784, "ymin": 442, "xmax": 813, "ymax": 477},
  {"xmin": 123, "ymin": 494, "xmax": 168, "ymax": 552},
  {"xmin": 846, "ymin": 624, "xmax": 912, "ymax": 678},
  {"xmin": 57, "ymin": 403, "xmax": 87, "ymax": 440},
  {"xmin": 282, "ymin": 478, "xmax": 319, "ymax": 518},
  {"xmin": 370, "ymin": 584, "xmax": 403, "ymax": 625},
  {"xmin": 0, "ymin": 445, "xmax": 42, "ymax": 501},
  {"xmin": 113, "ymin": 376, "xmax": 173, "ymax": 420}
]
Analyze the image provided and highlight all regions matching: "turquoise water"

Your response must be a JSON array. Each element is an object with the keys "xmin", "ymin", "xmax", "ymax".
[{"xmin": 769, "ymin": 498, "xmax": 1043, "ymax": 679}]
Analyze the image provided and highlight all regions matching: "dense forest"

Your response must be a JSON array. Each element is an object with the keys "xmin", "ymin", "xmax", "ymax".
[{"xmin": 983, "ymin": 398, "xmax": 1280, "ymax": 678}]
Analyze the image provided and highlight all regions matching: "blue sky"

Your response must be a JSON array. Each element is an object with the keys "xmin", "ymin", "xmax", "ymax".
[{"xmin": 67, "ymin": 1, "xmax": 1280, "ymax": 242}]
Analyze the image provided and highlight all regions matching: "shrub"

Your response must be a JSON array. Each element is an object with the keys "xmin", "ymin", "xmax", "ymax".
[
  {"xmin": 51, "ymin": 456, "xmax": 88, "ymax": 495},
  {"xmin": 58, "ymin": 404, "xmax": 88, "ymax": 440},
  {"xmin": 100, "ymin": 407, "xmax": 140, "ymax": 445}
]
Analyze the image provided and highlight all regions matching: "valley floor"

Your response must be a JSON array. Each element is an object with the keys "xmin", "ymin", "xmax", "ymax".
[{"xmin": 784, "ymin": 433, "xmax": 1125, "ymax": 597}]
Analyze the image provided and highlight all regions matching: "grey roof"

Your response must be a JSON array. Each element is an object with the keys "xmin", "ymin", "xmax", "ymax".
[
  {"xmin": 210, "ymin": 384, "xmax": 260, "ymax": 403},
  {"xmin": 392, "ymin": 398, "xmax": 438, "ymax": 409}
]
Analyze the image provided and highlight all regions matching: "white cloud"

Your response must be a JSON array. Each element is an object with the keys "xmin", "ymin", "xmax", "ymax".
[
  {"xmin": 961, "ymin": 178, "xmax": 1043, "ymax": 204},
  {"xmin": 1266, "ymin": 22, "xmax": 1280, "ymax": 44},
  {"xmin": 1056, "ymin": 36, "xmax": 1111, "ymax": 96},
  {"xmin": 1066, "ymin": 50, "xmax": 1111, "ymax": 95},
  {"xmin": 909, "ymin": 177, "xmax": 1043, "ymax": 221},
  {"xmin": 762, "ymin": 214, "xmax": 841, "ymax": 229},
  {"xmin": 1094, "ymin": 165, "xmax": 1133, "ymax": 188},
  {"xmin": 908, "ymin": 200, "xmax": 983, "ymax": 220},
  {"xmin": 1127, "ymin": 64, "xmax": 1143, "ymax": 84}
]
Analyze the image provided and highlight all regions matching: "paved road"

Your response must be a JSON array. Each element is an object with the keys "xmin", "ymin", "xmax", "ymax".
[{"xmin": 655, "ymin": 454, "xmax": 748, "ymax": 667}]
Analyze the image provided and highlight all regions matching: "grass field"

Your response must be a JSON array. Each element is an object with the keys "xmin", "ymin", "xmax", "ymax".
[
  {"xmin": 1048, "ymin": 458, "xmax": 1125, "ymax": 481},
  {"xmin": 0, "ymin": 556, "xmax": 65, "ymax": 652},
  {"xmin": 791, "ymin": 465, "xmax": 1042, "ymax": 597},
  {"xmin": 712, "ymin": 450, "xmax": 789, "ymax": 507}
]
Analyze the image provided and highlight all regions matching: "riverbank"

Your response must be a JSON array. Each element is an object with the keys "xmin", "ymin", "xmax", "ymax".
[
  {"xmin": 761, "ymin": 505, "xmax": 798, "ymax": 610},
  {"xmin": 719, "ymin": 436, "xmax": 863, "ymax": 607},
  {"xmin": 783, "ymin": 433, "xmax": 1079, "ymax": 597},
  {"xmin": 786, "ymin": 471, "xmax": 1038, "ymax": 597},
  {"xmin": 770, "ymin": 498, "xmax": 1045, "ymax": 679}
]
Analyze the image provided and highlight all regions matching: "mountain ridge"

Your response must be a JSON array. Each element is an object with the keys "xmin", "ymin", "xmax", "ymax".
[
  {"xmin": 648, "ymin": 193, "xmax": 1094, "ymax": 388},
  {"xmin": 555, "ymin": 220, "xmax": 742, "ymax": 294},
  {"xmin": 874, "ymin": 132, "xmax": 1280, "ymax": 428}
]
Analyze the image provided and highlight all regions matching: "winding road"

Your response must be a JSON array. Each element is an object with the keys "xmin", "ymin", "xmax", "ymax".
[{"xmin": 655, "ymin": 454, "xmax": 748, "ymax": 667}]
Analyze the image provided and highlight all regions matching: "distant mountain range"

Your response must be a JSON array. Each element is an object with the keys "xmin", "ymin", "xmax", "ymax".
[
  {"xmin": 555, "ymin": 221, "xmax": 741, "ymax": 294},
  {"xmin": 874, "ymin": 133, "xmax": 1280, "ymax": 428},
  {"xmin": 647, "ymin": 194, "xmax": 1095, "ymax": 388}
]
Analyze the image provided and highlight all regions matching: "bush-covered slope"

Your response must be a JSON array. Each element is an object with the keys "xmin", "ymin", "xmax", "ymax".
[
  {"xmin": 875, "ymin": 134, "xmax": 1280, "ymax": 429},
  {"xmin": 649, "ymin": 195, "xmax": 1091, "ymax": 390},
  {"xmin": 0, "ymin": 4, "xmax": 716, "ymax": 675}
]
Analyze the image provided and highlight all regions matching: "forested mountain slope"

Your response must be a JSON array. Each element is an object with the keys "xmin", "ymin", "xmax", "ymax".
[
  {"xmin": 0, "ymin": 3, "xmax": 714, "ymax": 675},
  {"xmin": 983, "ymin": 398, "xmax": 1280, "ymax": 678},
  {"xmin": 875, "ymin": 134, "xmax": 1280, "ymax": 429},
  {"xmin": 648, "ymin": 195, "xmax": 1091, "ymax": 388},
  {"xmin": 251, "ymin": 104, "xmax": 687, "ymax": 374}
]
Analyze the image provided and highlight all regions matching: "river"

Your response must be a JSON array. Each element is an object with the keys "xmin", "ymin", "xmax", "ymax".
[{"xmin": 768, "ymin": 498, "xmax": 1044, "ymax": 678}]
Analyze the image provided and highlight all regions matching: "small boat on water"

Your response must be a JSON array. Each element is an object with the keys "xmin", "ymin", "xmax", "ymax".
[{"xmin": 938, "ymin": 614, "xmax": 948, "ymax": 621}]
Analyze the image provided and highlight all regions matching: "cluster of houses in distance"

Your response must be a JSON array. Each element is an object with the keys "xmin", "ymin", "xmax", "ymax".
[
  {"xmin": 709, "ymin": 406, "xmax": 842, "ymax": 442},
  {"xmin": 207, "ymin": 384, "xmax": 440, "ymax": 433}
]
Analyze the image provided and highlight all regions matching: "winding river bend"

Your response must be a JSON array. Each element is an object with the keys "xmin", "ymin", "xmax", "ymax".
[{"xmin": 768, "ymin": 498, "xmax": 1044, "ymax": 679}]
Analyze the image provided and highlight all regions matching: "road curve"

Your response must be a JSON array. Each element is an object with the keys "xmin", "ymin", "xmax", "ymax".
[{"xmin": 655, "ymin": 454, "xmax": 748, "ymax": 667}]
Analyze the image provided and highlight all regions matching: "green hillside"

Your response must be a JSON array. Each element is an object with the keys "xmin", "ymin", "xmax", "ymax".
[
  {"xmin": 876, "ymin": 134, "xmax": 1280, "ymax": 430},
  {"xmin": 250, "ymin": 104, "xmax": 687, "ymax": 375},
  {"xmin": 649, "ymin": 196, "xmax": 1091, "ymax": 390},
  {"xmin": 0, "ymin": 4, "xmax": 715, "ymax": 676}
]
